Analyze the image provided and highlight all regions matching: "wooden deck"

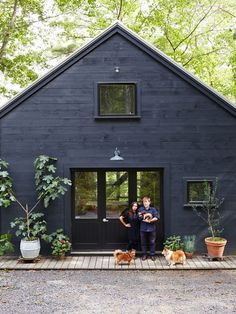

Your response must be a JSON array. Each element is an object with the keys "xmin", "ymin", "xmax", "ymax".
[{"xmin": 1, "ymin": 255, "xmax": 236, "ymax": 270}]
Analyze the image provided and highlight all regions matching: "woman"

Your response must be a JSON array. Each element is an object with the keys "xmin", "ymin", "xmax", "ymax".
[{"xmin": 119, "ymin": 201, "xmax": 140, "ymax": 251}]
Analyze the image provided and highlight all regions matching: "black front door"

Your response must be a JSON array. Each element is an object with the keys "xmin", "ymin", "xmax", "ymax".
[{"xmin": 71, "ymin": 169, "xmax": 163, "ymax": 251}]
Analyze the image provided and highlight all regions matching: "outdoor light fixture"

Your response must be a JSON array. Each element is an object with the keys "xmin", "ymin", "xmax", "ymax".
[
  {"xmin": 110, "ymin": 147, "xmax": 124, "ymax": 160},
  {"xmin": 114, "ymin": 66, "xmax": 120, "ymax": 73}
]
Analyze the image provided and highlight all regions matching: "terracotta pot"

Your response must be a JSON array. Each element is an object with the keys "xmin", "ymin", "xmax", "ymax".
[
  {"xmin": 54, "ymin": 254, "xmax": 65, "ymax": 260},
  {"xmin": 185, "ymin": 252, "xmax": 194, "ymax": 259},
  {"xmin": 205, "ymin": 237, "xmax": 227, "ymax": 258}
]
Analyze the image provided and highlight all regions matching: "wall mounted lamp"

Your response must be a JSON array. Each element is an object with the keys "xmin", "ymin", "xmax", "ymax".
[
  {"xmin": 114, "ymin": 66, "xmax": 120, "ymax": 73},
  {"xmin": 110, "ymin": 147, "xmax": 124, "ymax": 161}
]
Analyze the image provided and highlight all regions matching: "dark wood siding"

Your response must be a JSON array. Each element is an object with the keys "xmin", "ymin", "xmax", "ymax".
[{"xmin": 1, "ymin": 33, "xmax": 236, "ymax": 253}]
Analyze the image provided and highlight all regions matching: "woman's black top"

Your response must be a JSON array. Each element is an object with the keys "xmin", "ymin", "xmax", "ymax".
[{"xmin": 120, "ymin": 208, "xmax": 140, "ymax": 240}]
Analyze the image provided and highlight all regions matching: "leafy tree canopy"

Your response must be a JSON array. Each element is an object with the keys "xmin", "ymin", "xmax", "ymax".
[{"xmin": 0, "ymin": 0, "xmax": 236, "ymax": 104}]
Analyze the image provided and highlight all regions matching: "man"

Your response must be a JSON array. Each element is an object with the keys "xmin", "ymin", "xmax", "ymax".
[{"xmin": 138, "ymin": 196, "xmax": 159, "ymax": 261}]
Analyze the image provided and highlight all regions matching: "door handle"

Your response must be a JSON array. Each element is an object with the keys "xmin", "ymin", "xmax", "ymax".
[{"xmin": 103, "ymin": 218, "xmax": 109, "ymax": 223}]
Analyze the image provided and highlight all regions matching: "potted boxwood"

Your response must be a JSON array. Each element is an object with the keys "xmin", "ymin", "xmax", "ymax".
[
  {"xmin": 0, "ymin": 155, "xmax": 71, "ymax": 259},
  {"xmin": 190, "ymin": 179, "xmax": 226, "ymax": 259}
]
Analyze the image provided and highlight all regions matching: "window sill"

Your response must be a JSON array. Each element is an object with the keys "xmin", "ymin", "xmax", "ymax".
[
  {"xmin": 94, "ymin": 115, "xmax": 141, "ymax": 120},
  {"xmin": 184, "ymin": 203, "xmax": 204, "ymax": 208}
]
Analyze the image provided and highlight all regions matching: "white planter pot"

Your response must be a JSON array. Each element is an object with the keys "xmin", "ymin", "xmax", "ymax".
[{"xmin": 20, "ymin": 238, "xmax": 40, "ymax": 259}]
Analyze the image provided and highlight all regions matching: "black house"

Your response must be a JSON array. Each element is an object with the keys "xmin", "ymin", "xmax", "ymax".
[{"xmin": 0, "ymin": 22, "xmax": 236, "ymax": 253}]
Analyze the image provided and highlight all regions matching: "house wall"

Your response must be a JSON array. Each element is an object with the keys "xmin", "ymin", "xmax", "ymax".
[{"xmin": 1, "ymin": 33, "xmax": 236, "ymax": 253}]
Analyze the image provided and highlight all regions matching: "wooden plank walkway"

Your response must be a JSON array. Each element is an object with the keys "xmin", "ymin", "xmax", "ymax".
[{"xmin": 0, "ymin": 255, "xmax": 236, "ymax": 270}]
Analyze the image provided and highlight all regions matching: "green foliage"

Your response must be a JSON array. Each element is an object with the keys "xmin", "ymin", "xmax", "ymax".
[
  {"xmin": 1, "ymin": 0, "xmax": 236, "ymax": 103},
  {"xmin": 34, "ymin": 155, "xmax": 72, "ymax": 208},
  {"xmin": 183, "ymin": 235, "xmax": 196, "ymax": 253},
  {"xmin": 190, "ymin": 179, "xmax": 224, "ymax": 239},
  {"xmin": 0, "ymin": 159, "xmax": 15, "ymax": 208},
  {"xmin": 46, "ymin": 228, "xmax": 71, "ymax": 257},
  {"xmin": 10, "ymin": 212, "xmax": 47, "ymax": 241},
  {"xmin": 163, "ymin": 235, "xmax": 183, "ymax": 251},
  {"xmin": 0, "ymin": 233, "xmax": 14, "ymax": 256},
  {"xmin": 0, "ymin": 155, "xmax": 71, "ymax": 240}
]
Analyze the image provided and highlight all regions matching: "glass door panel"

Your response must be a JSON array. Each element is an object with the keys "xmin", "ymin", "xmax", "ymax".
[
  {"xmin": 137, "ymin": 171, "xmax": 161, "ymax": 209},
  {"xmin": 74, "ymin": 171, "xmax": 98, "ymax": 219},
  {"xmin": 106, "ymin": 171, "xmax": 129, "ymax": 218}
]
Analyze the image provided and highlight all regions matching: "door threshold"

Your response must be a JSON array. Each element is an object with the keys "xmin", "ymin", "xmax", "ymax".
[
  {"xmin": 70, "ymin": 250, "xmax": 162, "ymax": 256},
  {"xmin": 71, "ymin": 251, "xmax": 114, "ymax": 256}
]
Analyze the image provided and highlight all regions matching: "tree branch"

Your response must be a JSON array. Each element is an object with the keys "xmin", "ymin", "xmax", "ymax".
[
  {"xmin": 117, "ymin": 0, "xmax": 123, "ymax": 20},
  {"xmin": 0, "ymin": 0, "xmax": 19, "ymax": 61},
  {"xmin": 183, "ymin": 47, "xmax": 226, "ymax": 67},
  {"xmin": 173, "ymin": 1, "xmax": 217, "ymax": 51}
]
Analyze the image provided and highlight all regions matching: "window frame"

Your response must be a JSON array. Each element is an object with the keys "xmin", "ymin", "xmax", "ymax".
[
  {"xmin": 183, "ymin": 177, "xmax": 216, "ymax": 207},
  {"xmin": 94, "ymin": 81, "xmax": 141, "ymax": 119}
]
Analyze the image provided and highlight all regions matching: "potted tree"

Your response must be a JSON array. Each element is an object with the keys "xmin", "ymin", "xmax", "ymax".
[
  {"xmin": 0, "ymin": 155, "xmax": 71, "ymax": 259},
  {"xmin": 190, "ymin": 179, "xmax": 226, "ymax": 260}
]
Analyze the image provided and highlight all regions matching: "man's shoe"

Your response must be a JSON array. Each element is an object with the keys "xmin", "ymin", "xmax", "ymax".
[
  {"xmin": 141, "ymin": 255, "xmax": 147, "ymax": 261},
  {"xmin": 150, "ymin": 256, "xmax": 156, "ymax": 261}
]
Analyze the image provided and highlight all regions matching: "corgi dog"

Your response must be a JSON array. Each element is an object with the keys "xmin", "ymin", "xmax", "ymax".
[
  {"xmin": 113, "ymin": 249, "xmax": 136, "ymax": 265},
  {"xmin": 162, "ymin": 248, "xmax": 186, "ymax": 266}
]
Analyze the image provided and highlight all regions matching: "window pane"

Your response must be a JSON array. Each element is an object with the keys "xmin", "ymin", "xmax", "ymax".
[
  {"xmin": 106, "ymin": 171, "xmax": 128, "ymax": 218},
  {"xmin": 74, "ymin": 171, "xmax": 98, "ymax": 219},
  {"xmin": 187, "ymin": 181, "xmax": 212, "ymax": 203},
  {"xmin": 99, "ymin": 84, "xmax": 136, "ymax": 115},
  {"xmin": 137, "ymin": 171, "xmax": 161, "ymax": 210}
]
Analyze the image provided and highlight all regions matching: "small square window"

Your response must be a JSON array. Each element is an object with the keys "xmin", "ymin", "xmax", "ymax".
[
  {"xmin": 187, "ymin": 181, "xmax": 213, "ymax": 203},
  {"xmin": 98, "ymin": 83, "xmax": 136, "ymax": 116}
]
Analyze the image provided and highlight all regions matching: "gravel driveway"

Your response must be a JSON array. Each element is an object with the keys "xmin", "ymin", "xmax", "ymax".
[{"xmin": 0, "ymin": 270, "xmax": 236, "ymax": 314}]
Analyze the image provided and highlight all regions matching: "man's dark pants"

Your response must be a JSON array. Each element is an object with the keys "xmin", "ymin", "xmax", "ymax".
[{"xmin": 140, "ymin": 231, "xmax": 156, "ymax": 256}]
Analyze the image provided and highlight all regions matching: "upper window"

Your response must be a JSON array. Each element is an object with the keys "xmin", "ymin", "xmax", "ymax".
[
  {"xmin": 187, "ymin": 181, "xmax": 213, "ymax": 204},
  {"xmin": 98, "ymin": 83, "xmax": 136, "ymax": 116}
]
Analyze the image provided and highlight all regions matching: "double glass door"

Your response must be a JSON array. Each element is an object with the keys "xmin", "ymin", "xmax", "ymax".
[{"xmin": 72, "ymin": 169, "xmax": 162, "ymax": 250}]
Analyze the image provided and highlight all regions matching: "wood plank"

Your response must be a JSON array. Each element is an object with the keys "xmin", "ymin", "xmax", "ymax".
[
  {"xmin": 69, "ymin": 256, "xmax": 80, "ymax": 269},
  {"xmin": 102, "ymin": 256, "xmax": 109, "ymax": 269},
  {"xmin": 74, "ymin": 256, "xmax": 85, "ymax": 268},
  {"xmin": 88, "ymin": 256, "xmax": 97, "ymax": 269},
  {"xmin": 81, "ymin": 256, "xmax": 90, "ymax": 269},
  {"xmin": 95, "ymin": 256, "xmax": 103, "ymax": 269}
]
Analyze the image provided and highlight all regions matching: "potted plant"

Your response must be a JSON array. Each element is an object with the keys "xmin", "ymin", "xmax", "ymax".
[
  {"xmin": 0, "ymin": 233, "xmax": 14, "ymax": 256},
  {"xmin": 190, "ymin": 179, "xmax": 226, "ymax": 259},
  {"xmin": 10, "ymin": 213, "xmax": 47, "ymax": 259},
  {"xmin": 183, "ymin": 235, "xmax": 196, "ymax": 258},
  {"xmin": 46, "ymin": 229, "xmax": 71, "ymax": 259},
  {"xmin": 163, "ymin": 235, "xmax": 183, "ymax": 251},
  {"xmin": 0, "ymin": 155, "xmax": 71, "ymax": 259}
]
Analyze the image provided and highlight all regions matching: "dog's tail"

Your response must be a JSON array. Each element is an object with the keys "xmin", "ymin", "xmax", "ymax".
[{"xmin": 113, "ymin": 249, "xmax": 123, "ymax": 258}]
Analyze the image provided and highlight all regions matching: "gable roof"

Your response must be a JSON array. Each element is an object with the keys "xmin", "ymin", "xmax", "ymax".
[{"xmin": 1, "ymin": 21, "xmax": 236, "ymax": 118}]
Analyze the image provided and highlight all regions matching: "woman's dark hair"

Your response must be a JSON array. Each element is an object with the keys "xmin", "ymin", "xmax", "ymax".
[{"xmin": 130, "ymin": 201, "xmax": 139, "ymax": 208}]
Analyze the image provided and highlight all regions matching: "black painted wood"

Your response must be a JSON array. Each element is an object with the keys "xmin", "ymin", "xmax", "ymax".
[{"xmin": 0, "ymin": 25, "xmax": 236, "ymax": 254}]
